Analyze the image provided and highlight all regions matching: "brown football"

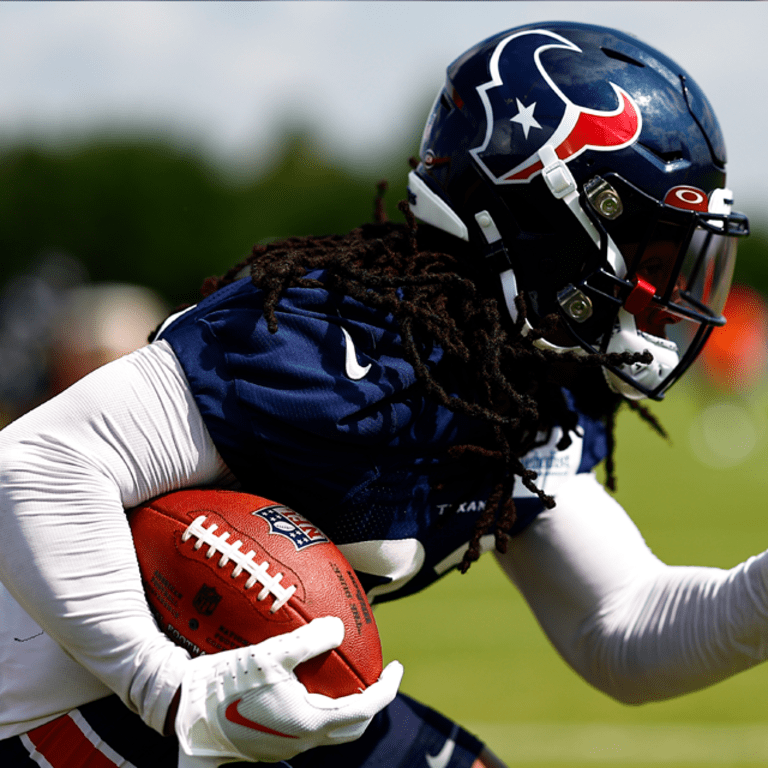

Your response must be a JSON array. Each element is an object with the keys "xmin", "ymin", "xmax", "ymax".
[{"xmin": 127, "ymin": 488, "xmax": 382, "ymax": 697}]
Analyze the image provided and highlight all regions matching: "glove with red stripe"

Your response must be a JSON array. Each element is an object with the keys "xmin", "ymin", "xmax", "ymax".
[{"xmin": 175, "ymin": 617, "xmax": 403, "ymax": 768}]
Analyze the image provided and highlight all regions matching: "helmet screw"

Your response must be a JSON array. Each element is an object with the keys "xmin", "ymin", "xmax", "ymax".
[
  {"xmin": 598, "ymin": 195, "xmax": 620, "ymax": 218},
  {"xmin": 568, "ymin": 298, "xmax": 591, "ymax": 320},
  {"xmin": 557, "ymin": 285, "xmax": 594, "ymax": 323},
  {"xmin": 584, "ymin": 177, "xmax": 624, "ymax": 220}
]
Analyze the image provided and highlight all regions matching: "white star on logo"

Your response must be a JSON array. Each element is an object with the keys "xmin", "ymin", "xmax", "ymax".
[{"xmin": 510, "ymin": 98, "xmax": 541, "ymax": 140}]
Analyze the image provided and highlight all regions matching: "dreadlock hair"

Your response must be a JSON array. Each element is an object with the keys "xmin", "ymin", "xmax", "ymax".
[{"xmin": 200, "ymin": 193, "xmax": 660, "ymax": 573}]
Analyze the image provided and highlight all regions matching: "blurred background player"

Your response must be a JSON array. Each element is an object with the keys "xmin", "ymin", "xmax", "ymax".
[
  {"xmin": 47, "ymin": 281, "xmax": 168, "ymax": 396},
  {"xmin": 0, "ymin": 253, "xmax": 167, "ymax": 426}
]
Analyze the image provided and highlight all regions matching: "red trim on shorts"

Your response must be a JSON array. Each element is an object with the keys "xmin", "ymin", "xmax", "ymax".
[{"xmin": 26, "ymin": 714, "xmax": 117, "ymax": 768}]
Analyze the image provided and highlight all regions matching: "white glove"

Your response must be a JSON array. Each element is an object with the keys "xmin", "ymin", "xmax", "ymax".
[{"xmin": 175, "ymin": 616, "xmax": 403, "ymax": 768}]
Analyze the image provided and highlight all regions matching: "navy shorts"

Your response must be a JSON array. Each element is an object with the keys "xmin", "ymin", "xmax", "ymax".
[{"xmin": 2, "ymin": 693, "xmax": 484, "ymax": 768}]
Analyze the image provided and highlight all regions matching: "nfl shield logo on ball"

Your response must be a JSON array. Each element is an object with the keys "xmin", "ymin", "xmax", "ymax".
[
  {"xmin": 253, "ymin": 505, "xmax": 330, "ymax": 550},
  {"xmin": 193, "ymin": 584, "xmax": 222, "ymax": 616}
]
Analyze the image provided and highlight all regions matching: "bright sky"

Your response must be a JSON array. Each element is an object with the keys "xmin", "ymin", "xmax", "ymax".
[{"xmin": 2, "ymin": 2, "xmax": 767, "ymax": 218}]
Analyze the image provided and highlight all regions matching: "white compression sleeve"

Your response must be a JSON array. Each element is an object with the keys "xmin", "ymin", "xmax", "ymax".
[
  {"xmin": 0, "ymin": 340, "xmax": 233, "ymax": 733},
  {"xmin": 497, "ymin": 472, "xmax": 768, "ymax": 703}
]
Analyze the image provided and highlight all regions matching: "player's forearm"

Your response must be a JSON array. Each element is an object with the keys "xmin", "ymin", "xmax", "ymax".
[
  {"xmin": 0, "ymin": 341, "xmax": 228, "ymax": 732},
  {"xmin": 498, "ymin": 472, "xmax": 768, "ymax": 704},
  {"xmin": 578, "ymin": 557, "xmax": 768, "ymax": 703}
]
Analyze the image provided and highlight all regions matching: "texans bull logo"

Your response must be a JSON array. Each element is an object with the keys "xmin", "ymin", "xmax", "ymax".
[{"xmin": 469, "ymin": 29, "xmax": 642, "ymax": 185}]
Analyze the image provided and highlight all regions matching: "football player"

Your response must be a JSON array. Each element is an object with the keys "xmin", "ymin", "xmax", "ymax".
[{"xmin": 0, "ymin": 21, "xmax": 760, "ymax": 768}]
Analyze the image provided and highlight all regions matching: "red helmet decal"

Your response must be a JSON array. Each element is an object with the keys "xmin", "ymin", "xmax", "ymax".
[
  {"xmin": 470, "ymin": 29, "xmax": 642, "ymax": 185},
  {"xmin": 664, "ymin": 186, "xmax": 709, "ymax": 212}
]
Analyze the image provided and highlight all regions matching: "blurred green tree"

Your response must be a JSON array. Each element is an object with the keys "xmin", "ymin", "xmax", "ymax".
[
  {"xmin": 733, "ymin": 227, "xmax": 768, "ymax": 296},
  {"xmin": 0, "ymin": 133, "xmax": 413, "ymax": 307}
]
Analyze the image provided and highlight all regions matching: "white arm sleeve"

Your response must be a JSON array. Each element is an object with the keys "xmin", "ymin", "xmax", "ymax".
[
  {"xmin": 0, "ymin": 340, "xmax": 233, "ymax": 733},
  {"xmin": 497, "ymin": 472, "xmax": 768, "ymax": 704}
]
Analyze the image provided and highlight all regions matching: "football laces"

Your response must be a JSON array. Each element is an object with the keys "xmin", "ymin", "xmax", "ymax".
[{"xmin": 182, "ymin": 515, "xmax": 297, "ymax": 612}]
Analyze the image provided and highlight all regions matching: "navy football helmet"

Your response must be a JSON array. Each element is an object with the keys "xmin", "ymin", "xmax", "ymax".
[{"xmin": 408, "ymin": 21, "xmax": 749, "ymax": 399}]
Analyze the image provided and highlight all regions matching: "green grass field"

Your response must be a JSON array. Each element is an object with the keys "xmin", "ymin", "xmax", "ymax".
[{"xmin": 373, "ymin": 380, "xmax": 768, "ymax": 766}]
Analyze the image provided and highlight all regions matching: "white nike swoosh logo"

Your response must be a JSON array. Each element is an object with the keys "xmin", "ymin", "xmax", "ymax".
[
  {"xmin": 426, "ymin": 725, "xmax": 458, "ymax": 768},
  {"xmin": 341, "ymin": 327, "xmax": 372, "ymax": 380}
]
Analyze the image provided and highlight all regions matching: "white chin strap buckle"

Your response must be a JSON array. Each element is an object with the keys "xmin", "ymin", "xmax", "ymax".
[{"xmin": 603, "ymin": 309, "xmax": 680, "ymax": 400}]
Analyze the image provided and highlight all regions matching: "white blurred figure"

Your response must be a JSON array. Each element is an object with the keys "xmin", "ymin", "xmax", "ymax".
[
  {"xmin": 47, "ymin": 283, "xmax": 168, "ymax": 396},
  {"xmin": 0, "ymin": 269, "xmax": 168, "ymax": 426}
]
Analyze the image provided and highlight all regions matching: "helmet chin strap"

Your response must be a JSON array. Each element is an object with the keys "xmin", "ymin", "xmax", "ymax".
[
  {"xmin": 473, "ymin": 208, "xmax": 580, "ymax": 354},
  {"xmin": 498, "ymin": 267, "xmax": 583, "ymax": 354}
]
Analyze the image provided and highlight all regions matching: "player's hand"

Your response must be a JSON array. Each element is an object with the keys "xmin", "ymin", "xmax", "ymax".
[{"xmin": 175, "ymin": 616, "xmax": 403, "ymax": 767}]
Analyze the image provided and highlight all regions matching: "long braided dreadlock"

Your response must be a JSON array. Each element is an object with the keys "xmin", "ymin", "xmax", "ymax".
[{"xmin": 198, "ymin": 191, "xmax": 663, "ymax": 573}]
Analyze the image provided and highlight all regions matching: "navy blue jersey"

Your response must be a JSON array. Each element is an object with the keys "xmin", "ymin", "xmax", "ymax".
[{"xmin": 159, "ymin": 273, "xmax": 607, "ymax": 603}]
